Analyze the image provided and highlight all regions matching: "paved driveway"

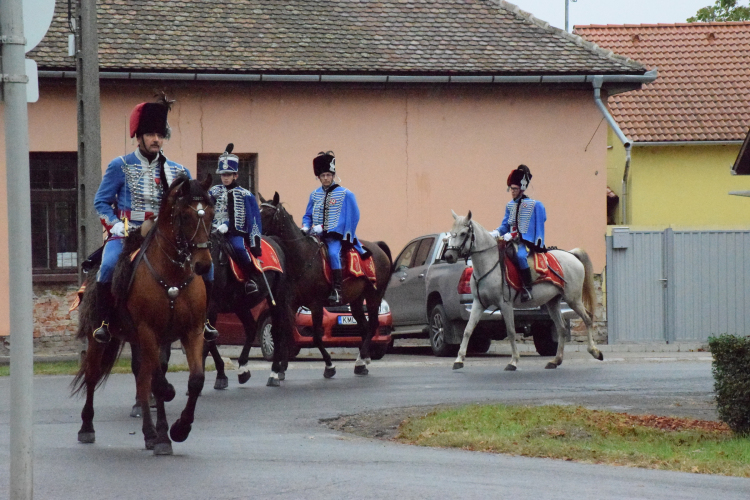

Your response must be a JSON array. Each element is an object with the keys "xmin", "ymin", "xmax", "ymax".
[{"xmin": 1, "ymin": 349, "xmax": 747, "ymax": 500}]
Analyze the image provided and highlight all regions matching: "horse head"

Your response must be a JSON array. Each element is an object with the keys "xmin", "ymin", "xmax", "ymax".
[
  {"xmin": 259, "ymin": 191, "xmax": 304, "ymax": 241},
  {"xmin": 159, "ymin": 173, "xmax": 215, "ymax": 275},
  {"xmin": 444, "ymin": 210, "xmax": 474, "ymax": 264}
]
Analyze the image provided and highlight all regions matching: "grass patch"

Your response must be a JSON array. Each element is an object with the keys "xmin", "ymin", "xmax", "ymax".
[{"xmin": 396, "ymin": 404, "xmax": 750, "ymax": 477}]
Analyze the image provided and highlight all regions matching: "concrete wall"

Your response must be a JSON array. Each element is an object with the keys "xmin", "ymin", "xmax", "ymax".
[{"xmin": 1, "ymin": 79, "xmax": 611, "ymax": 338}]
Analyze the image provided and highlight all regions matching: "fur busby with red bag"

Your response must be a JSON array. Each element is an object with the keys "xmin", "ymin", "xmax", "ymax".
[
  {"xmin": 507, "ymin": 164, "xmax": 532, "ymax": 191},
  {"xmin": 313, "ymin": 151, "xmax": 336, "ymax": 177}
]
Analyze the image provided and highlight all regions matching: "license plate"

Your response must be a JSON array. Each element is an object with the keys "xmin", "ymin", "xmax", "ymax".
[{"xmin": 338, "ymin": 316, "xmax": 359, "ymax": 325}]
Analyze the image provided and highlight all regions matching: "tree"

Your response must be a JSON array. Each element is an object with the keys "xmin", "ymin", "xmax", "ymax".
[{"xmin": 687, "ymin": 0, "xmax": 750, "ymax": 22}]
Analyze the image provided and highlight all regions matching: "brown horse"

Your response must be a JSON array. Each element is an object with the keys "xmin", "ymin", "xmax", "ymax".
[
  {"xmin": 72, "ymin": 173, "xmax": 215, "ymax": 455},
  {"xmin": 259, "ymin": 192, "xmax": 392, "ymax": 378}
]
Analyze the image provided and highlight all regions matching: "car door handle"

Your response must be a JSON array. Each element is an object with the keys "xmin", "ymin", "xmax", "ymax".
[
  {"xmin": 418, "ymin": 273, "xmax": 425, "ymax": 278},
  {"xmin": 399, "ymin": 277, "xmax": 406, "ymax": 282}
]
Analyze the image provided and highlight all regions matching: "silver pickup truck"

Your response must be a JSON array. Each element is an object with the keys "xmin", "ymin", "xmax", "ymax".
[{"xmin": 384, "ymin": 232, "xmax": 576, "ymax": 357}]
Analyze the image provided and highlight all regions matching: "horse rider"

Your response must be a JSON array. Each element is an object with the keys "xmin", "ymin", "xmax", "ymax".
[
  {"xmin": 301, "ymin": 151, "xmax": 366, "ymax": 306},
  {"xmin": 490, "ymin": 164, "xmax": 547, "ymax": 303},
  {"xmin": 92, "ymin": 96, "xmax": 216, "ymax": 343},
  {"xmin": 207, "ymin": 144, "xmax": 264, "ymax": 300}
]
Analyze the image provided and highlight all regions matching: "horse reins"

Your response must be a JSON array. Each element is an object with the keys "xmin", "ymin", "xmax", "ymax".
[{"xmin": 448, "ymin": 220, "xmax": 503, "ymax": 310}]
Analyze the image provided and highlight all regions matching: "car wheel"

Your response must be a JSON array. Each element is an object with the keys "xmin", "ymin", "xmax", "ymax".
[
  {"xmin": 531, "ymin": 321, "xmax": 558, "ymax": 357},
  {"xmin": 258, "ymin": 316, "xmax": 275, "ymax": 362},
  {"xmin": 429, "ymin": 304, "xmax": 459, "ymax": 357},
  {"xmin": 369, "ymin": 343, "xmax": 388, "ymax": 360},
  {"xmin": 468, "ymin": 335, "xmax": 492, "ymax": 354}
]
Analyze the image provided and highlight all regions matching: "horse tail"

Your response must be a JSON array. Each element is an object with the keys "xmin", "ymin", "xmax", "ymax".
[
  {"xmin": 569, "ymin": 248, "xmax": 596, "ymax": 320},
  {"xmin": 375, "ymin": 241, "xmax": 392, "ymax": 266},
  {"xmin": 71, "ymin": 279, "xmax": 124, "ymax": 396}
]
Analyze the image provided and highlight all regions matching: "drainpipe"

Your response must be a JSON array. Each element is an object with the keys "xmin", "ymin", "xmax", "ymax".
[{"xmin": 592, "ymin": 76, "xmax": 632, "ymax": 225}]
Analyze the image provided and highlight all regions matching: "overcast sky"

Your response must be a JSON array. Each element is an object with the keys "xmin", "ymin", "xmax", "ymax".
[{"xmin": 507, "ymin": 0, "xmax": 724, "ymax": 31}]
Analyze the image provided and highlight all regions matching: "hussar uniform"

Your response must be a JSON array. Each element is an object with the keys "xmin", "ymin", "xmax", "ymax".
[{"xmin": 301, "ymin": 151, "xmax": 364, "ymax": 305}]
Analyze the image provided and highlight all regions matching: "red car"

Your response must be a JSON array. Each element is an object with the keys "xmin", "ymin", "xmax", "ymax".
[{"xmin": 214, "ymin": 301, "xmax": 393, "ymax": 361}]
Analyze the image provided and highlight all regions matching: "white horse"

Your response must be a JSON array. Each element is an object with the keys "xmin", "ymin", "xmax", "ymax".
[{"xmin": 444, "ymin": 211, "xmax": 603, "ymax": 370}]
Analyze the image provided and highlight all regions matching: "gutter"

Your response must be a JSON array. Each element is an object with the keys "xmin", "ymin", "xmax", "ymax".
[
  {"xmin": 591, "ymin": 69, "xmax": 658, "ymax": 225},
  {"xmin": 37, "ymin": 70, "xmax": 651, "ymax": 85}
]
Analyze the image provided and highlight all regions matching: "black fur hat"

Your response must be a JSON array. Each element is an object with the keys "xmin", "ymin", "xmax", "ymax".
[
  {"xmin": 507, "ymin": 164, "xmax": 532, "ymax": 190},
  {"xmin": 313, "ymin": 151, "xmax": 336, "ymax": 177}
]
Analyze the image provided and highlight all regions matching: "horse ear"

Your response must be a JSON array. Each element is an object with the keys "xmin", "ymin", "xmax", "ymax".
[
  {"xmin": 467, "ymin": 210, "xmax": 472, "ymax": 221},
  {"xmin": 452, "ymin": 210, "xmax": 458, "ymax": 220},
  {"xmin": 200, "ymin": 173, "xmax": 212, "ymax": 191},
  {"xmin": 258, "ymin": 192, "xmax": 267, "ymax": 204},
  {"xmin": 273, "ymin": 192, "xmax": 280, "ymax": 205}
]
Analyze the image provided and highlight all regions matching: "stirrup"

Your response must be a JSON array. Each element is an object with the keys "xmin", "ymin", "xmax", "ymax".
[
  {"xmin": 203, "ymin": 320, "xmax": 219, "ymax": 342},
  {"xmin": 244, "ymin": 280, "xmax": 260, "ymax": 296},
  {"xmin": 93, "ymin": 321, "xmax": 111, "ymax": 344},
  {"xmin": 520, "ymin": 287, "xmax": 533, "ymax": 303},
  {"xmin": 328, "ymin": 290, "xmax": 342, "ymax": 306}
]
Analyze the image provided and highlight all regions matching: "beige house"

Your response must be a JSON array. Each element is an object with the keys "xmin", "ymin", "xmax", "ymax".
[{"xmin": 0, "ymin": 0, "xmax": 652, "ymax": 343}]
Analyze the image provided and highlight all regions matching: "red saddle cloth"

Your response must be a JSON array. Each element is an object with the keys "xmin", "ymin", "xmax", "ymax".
[
  {"xmin": 230, "ymin": 239, "xmax": 283, "ymax": 282},
  {"xmin": 321, "ymin": 248, "xmax": 378, "ymax": 288},
  {"xmin": 504, "ymin": 251, "xmax": 565, "ymax": 292}
]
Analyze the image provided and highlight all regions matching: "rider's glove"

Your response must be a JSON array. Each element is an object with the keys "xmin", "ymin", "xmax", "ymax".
[
  {"xmin": 217, "ymin": 223, "xmax": 229, "ymax": 234},
  {"xmin": 502, "ymin": 232, "xmax": 513, "ymax": 242},
  {"xmin": 301, "ymin": 226, "xmax": 310, "ymax": 235},
  {"xmin": 489, "ymin": 229, "xmax": 500, "ymax": 240},
  {"xmin": 312, "ymin": 224, "xmax": 323, "ymax": 235},
  {"xmin": 110, "ymin": 221, "xmax": 125, "ymax": 237}
]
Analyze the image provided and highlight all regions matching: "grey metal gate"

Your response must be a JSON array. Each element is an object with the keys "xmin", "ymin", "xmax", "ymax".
[{"xmin": 606, "ymin": 228, "xmax": 750, "ymax": 344}]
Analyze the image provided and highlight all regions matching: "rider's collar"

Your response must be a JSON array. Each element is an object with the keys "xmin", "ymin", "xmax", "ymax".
[
  {"xmin": 323, "ymin": 183, "xmax": 339, "ymax": 193},
  {"xmin": 135, "ymin": 148, "xmax": 163, "ymax": 168},
  {"xmin": 227, "ymin": 181, "xmax": 238, "ymax": 190}
]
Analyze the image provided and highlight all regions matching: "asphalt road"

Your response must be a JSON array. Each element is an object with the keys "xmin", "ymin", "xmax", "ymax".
[{"xmin": 1, "ymin": 348, "xmax": 748, "ymax": 500}]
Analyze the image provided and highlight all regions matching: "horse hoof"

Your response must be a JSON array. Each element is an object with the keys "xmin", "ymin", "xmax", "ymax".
[
  {"xmin": 266, "ymin": 377, "xmax": 280, "ymax": 387},
  {"xmin": 78, "ymin": 431, "xmax": 95, "ymax": 444},
  {"xmin": 596, "ymin": 351, "xmax": 604, "ymax": 361},
  {"xmin": 153, "ymin": 442, "xmax": 173, "ymax": 456},
  {"xmin": 214, "ymin": 377, "xmax": 229, "ymax": 390},
  {"xmin": 452, "ymin": 362, "xmax": 464, "ymax": 370},
  {"xmin": 278, "ymin": 371, "xmax": 285, "ymax": 381},
  {"xmin": 545, "ymin": 362, "xmax": 558, "ymax": 369},
  {"xmin": 504, "ymin": 364, "xmax": 517, "ymax": 371},
  {"xmin": 170, "ymin": 421, "xmax": 191, "ymax": 443},
  {"xmin": 163, "ymin": 384, "xmax": 176, "ymax": 402},
  {"xmin": 145, "ymin": 439, "xmax": 155, "ymax": 450},
  {"xmin": 354, "ymin": 365, "xmax": 369, "ymax": 376},
  {"xmin": 130, "ymin": 404, "xmax": 142, "ymax": 418},
  {"xmin": 238, "ymin": 372, "xmax": 251, "ymax": 384},
  {"xmin": 324, "ymin": 366, "xmax": 336, "ymax": 379}
]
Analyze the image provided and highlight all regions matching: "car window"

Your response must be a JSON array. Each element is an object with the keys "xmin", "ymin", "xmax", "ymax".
[
  {"xmin": 394, "ymin": 241, "xmax": 419, "ymax": 270},
  {"xmin": 413, "ymin": 237, "xmax": 435, "ymax": 267}
]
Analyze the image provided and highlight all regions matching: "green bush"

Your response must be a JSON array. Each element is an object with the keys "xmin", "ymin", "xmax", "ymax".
[{"xmin": 708, "ymin": 335, "xmax": 750, "ymax": 436}]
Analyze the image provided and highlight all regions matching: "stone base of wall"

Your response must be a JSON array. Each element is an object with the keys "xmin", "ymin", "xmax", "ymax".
[{"xmin": 0, "ymin": 283, "xmax": 85, "ymax": 358}]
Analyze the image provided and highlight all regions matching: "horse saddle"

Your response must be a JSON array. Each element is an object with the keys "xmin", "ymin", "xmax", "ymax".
[
  {"xmin": 320, "ymin": 245, "xmax": 378, "ymax": 288},
  {"xmin": 229, "ymin": 239, "xmax": 283, "ymax": 282},
  {"xmin": 500, "ymin": 241, "xmax": 565, "ymax": 292}
]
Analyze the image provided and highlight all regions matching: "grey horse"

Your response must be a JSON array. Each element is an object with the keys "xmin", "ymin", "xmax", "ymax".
[{"xmin": 444, "ymin": 211, "xmax": 603, "ymax": 371}]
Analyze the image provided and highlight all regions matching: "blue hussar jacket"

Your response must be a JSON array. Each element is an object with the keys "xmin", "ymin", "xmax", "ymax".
[
  {"xmin": 303, "ymin": 184, "xmax": 365, "ymax": 254},
  {"xmin": 209, "ymin": 182, "xmax": 262, "ymax": 250},
  {"xmin": 94, "ymin": 149, "xmax": 190, "ymax": 232},
  {"xmin": 497, "ymin": 195, "xmax": 546, "ymax": 250}
]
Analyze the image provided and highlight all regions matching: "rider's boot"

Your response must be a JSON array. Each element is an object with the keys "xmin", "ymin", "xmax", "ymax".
[
  {"xmin": 328, "ymin": 269, "xmax": 343, "ymax": 306},
  {"xmin": 520, "ymin": 267, "xmax": 534, "ymax": 303},
  {"xmin": 92, "ymin": 283, "xmax": 115, "ymax": 343},
  {"xmin": 203, "ymin": 281, "xmax": 219, "ymax": 342}
]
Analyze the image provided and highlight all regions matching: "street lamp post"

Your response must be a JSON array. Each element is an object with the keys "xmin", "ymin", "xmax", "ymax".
[{"xmin": 565, "ymin": 0, "xmax": 578, "ymax": 33}]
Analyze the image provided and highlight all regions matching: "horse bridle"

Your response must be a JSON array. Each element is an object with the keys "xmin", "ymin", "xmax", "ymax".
[
  {"xmin": 260, "ymin": 201, "xmax": 307, "ymax": 243},
  {"xmin": 446, "ymin": 219, "xmax": 503, "ymax": 309},
  {"xmin": 156, "ymin": 197, "xmax": 213, "ymax": 268}
]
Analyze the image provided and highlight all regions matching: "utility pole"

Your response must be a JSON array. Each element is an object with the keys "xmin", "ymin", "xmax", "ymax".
[
  {"xmin": 76, "ymin": 0, "xmax": 103, "ymax": 282},
  {"xmin": 1, "ymin": 0, "xmax": 35, "ymax": 497},
  {"xmin": 565, "ymin": 0, "xmax": 578, "ymax": 33}
]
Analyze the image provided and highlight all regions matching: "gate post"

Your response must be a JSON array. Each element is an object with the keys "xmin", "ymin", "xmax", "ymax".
[{"xmin": 662, "ymin": 228, "xmax": 675, "ymax": 343}]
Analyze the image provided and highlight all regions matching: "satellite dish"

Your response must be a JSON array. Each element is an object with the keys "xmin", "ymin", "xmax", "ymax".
[{"xmin": 23, "ymin": 0, "xmax": 56, "ymax": 53}]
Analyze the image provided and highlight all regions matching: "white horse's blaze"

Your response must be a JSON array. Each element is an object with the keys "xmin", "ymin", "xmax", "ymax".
[{"xmin": 238, "ymin": 364, "xmax": 251, "ymax": 375}]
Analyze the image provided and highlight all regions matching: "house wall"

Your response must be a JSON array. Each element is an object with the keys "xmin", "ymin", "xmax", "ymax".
[
  {"xmin": 608, "ymin": 135, "xmax": 750, "ymax": 227},
  {"xmin": 0, "ymin": 79, "xmax": 610, "ymax": 337}
]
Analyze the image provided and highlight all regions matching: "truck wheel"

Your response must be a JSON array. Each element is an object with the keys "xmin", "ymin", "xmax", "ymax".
[
  {"xmin": 258, "ymin": 316, "xmax": 275, "ymax": 361},
  {"xmin": 531, "ymin": 321, "xmax": 558, "ymax": 357},
  {"xmin": 468, "ymin": 335, "xmax": 492, "ymax": 354},
  {"xmin": 429, "ymin": 304, "xmax": 459, "ymax": 357}
]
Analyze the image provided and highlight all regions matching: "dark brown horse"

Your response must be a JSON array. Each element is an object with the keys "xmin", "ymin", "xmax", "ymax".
[
  {"xmin": 259, "ymin": 192, "xmax": 392, "ymax": 378},
  {"xmin": 72, "ymin": 173, "xmax": 215, "ymax": 455}
]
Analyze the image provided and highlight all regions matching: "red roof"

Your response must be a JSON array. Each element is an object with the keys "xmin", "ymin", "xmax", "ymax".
[{"xmin": 575, "ymin": 22, "xmax": 750, "ymax": 143}]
